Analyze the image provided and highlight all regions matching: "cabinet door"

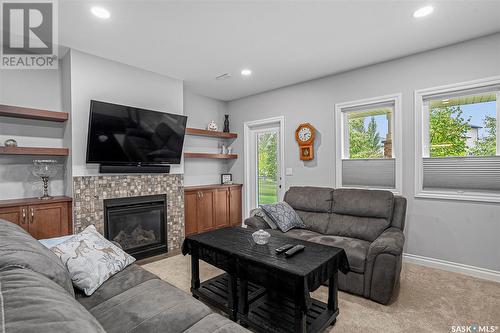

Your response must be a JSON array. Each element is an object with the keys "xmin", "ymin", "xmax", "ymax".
[
  {"xmin": 197, "ymin": 190, "xmax": 215, "ymax": 232},
  {"xmin": 0, "ymin": 206, "xmax": 28, "ymax": 231},
  {"xmin": 229, "ymin": 187, "xmax": 242, "ymax": 226},
  {"xmin": 213, "ymin": 188, "xmax": 230, "ymax": 228},
  {"xmin": 28, "ymin": 202, "xmax": 69, "ymax": 239},
  {"xmin": 184, "ymin": 191, "xmax": 198, "ymax": 236}
]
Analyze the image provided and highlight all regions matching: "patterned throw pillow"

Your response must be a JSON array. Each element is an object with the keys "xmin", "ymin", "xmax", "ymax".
[
  {"xmin": 260, "ymin": 202, "xmax": 306, "ymax": 232},
  {"xmin": 50, "ymin": 225, "xmax": 135, "ymax": 296},
  {"xmin": 249, "ymin": 207, "xmax": 278, "ymax": 229}
]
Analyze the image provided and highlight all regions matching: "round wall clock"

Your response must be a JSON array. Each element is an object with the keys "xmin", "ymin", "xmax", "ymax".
[{"xmin": 295, "ymin": 123, "xmax": 316, "ymax": 161}]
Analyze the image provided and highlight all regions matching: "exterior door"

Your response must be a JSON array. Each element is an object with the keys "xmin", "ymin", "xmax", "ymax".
[{"xmin": 249, "ymin": 126, "xmax": 283, "ymax": 210}]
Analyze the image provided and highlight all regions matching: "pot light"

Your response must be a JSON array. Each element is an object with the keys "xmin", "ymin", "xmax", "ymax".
[
  {"xmin": 91, "ymin": 6, "xmax": 110, "ymax": 19},
  {"xmin": 241, "ymin": 69, "xmax": 252, "ymax": 76},
  {"xmin": 413, "ymin": 6, "xmax": 433, "ymax": 18}
]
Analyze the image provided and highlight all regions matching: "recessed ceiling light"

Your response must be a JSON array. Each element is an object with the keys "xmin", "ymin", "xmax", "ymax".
[
  {"xmin": 91, "ymin": 6, "xmax": 110, "ymax": 19},
  {"xmin": 241, "ymin": 69, "xmax": 252, "ymax": 76},
  {"xmin": 413, "ymin": 6, "xmax": 434, "ymax": 18}
]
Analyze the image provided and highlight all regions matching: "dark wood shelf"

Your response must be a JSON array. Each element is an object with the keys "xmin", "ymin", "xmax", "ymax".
[
  {"xmin": 0, "ymin": 104, "xmax": 68, "ymax": 122},
  {"xmin": 184, "ymin": 152, "xmax": 237, "ymax": 159},
  {"xmin": 186, "ymin": 128, "xmax": 237, "ymax": 139},
  {"xmin": 0, "ymin": 147, "xmax": 69, "ymax": 156},
  {"xmin": 0, "ymin": 196, "xmax": 72, "ymax": 209}
]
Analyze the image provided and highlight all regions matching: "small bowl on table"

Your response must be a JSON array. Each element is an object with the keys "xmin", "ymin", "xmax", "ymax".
[{"xmin": 252, "ymin": 229, "xmax": 271, "ymax": 245}]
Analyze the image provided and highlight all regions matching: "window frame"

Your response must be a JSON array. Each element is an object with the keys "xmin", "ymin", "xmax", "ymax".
[
  {"xmin": 414, "ymin": 76, "xmax": 500, "ymax": 203},
  {"xmin": 334, "ymin": 93, "xmax": 403, "ymax": 194}
]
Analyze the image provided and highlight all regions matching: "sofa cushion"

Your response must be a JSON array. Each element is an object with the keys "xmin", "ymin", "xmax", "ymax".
[
  {"xmin": 284, "ymin": 186, "xmax": 333, "ymax": 213},
  {"xmin": 0, "ymin": 219, "xmax": 75, "ymax": 297},
  {"xmin": 326, "ymin": 213, "xmax": 390, "ymax": 242},
  {"xmin": 0, "ymin": 267, "xmax": 106, "ymax": 333},
  {"xmin": 332, "ymin": 188, "xmax": 394, "ymax": 219},
  {"xmin": 75, "ymin": 264, "xmax": 158, "ymax": 310},
  {"xmin": 307, "ymin": 235, "xmax": 370, "ymax": 273},
  {"xmin": 295, "ymin": 210, "xmax": 330, "ymax": 234},
  {"xmin": 88, "ymin": 278, "xmax": 214, "ymax": 333},
  {"xmin": 282, "ymin": 228, "xmax": 323, "ymax": 241},
  {"xmin": 183, "ymin": 313, "xmax": 250, "ymax": 333}
]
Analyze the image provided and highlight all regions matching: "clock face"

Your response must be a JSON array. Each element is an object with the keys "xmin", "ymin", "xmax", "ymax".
[{"xmin": 298, "ymin": 127, "xmax": 312, "ymax": 142}]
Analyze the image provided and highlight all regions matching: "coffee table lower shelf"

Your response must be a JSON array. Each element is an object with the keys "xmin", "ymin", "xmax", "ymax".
[{"xmin": 239, "ymin": 293, "xmax": 338, "ymax": 333}]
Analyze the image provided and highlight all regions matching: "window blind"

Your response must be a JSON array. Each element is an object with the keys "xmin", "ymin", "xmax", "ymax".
[
  {"xmin": 422, "ymin": 85, "xmax": 500, "ymax": 102},
  {"xmin": 341, "ymin": 101, "xmax": 394, "ymax": 114},
  {"xmin": 423, "ymin": 156, "xmax": 500, "ymax": 191},
  {"xmin": 342, "ymin": 158, "xmax": 395, "ymax": 189}
]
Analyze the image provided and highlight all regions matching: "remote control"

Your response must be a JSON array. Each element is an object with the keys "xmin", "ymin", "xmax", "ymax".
[
  {"xmin": 275, "ymin": 244, "xmax": 294, "ymax": 254},
  {"xmin": 285, "ymin": 245, "xmax": 305, "ymax": 257}
]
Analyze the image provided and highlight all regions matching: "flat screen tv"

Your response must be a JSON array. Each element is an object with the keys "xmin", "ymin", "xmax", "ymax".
[{"xmin": 86, "ymin": 100, "xmax": 187, "ymax": 165}]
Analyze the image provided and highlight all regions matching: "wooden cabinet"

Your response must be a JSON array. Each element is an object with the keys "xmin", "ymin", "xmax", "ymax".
[
  {"xmin": 184, "ymin": 184, "xmax": 242, "ymax": 236},
  {"xmin": 0, "ymin": 196, "xmax": 72, "ymax": 239}
]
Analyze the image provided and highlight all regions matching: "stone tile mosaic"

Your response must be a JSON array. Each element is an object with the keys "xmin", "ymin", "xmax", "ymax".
[{"xmin": 73, "ymin": 174, "xmax": 184, "ymax": 251}]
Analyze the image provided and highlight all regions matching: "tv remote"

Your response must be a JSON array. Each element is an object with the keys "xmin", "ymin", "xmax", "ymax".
[
  {"xmin": 285, "ymin": 245, "xmax": 305, "ymax": 257},
  {"xmin": 275, "ymin": 244, "xmax": 294, "ymax": 254}
]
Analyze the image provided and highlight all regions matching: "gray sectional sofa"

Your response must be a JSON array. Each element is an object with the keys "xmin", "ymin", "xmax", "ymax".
[
  {"xmin": 245, "ymin": 187, "xmax": 407, "ymax": 304},
  {"xmin": 0, "ymin": 219, "xmax": 249, "ymax": 333}
]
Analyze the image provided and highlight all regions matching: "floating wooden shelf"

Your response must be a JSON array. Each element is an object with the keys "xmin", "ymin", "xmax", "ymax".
[
  {"xmin": 0, "ymin": 104, "xmax": 68, "ymax": 122},
  {"xmin": 186, "ymin": 128, "xmax": 237, "ymax": 139},
  {"xmin": 184, "ymin": 152, "xmax": 237, "ymax": 159},
  {"xmin": 0, "ymin": 147, "xmax": 69, "ymax": 156}
]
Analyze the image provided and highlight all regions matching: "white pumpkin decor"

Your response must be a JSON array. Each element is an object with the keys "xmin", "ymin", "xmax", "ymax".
[{"xmin": 207, "ymin": 120, "xmax": 218, "ymax": 131}]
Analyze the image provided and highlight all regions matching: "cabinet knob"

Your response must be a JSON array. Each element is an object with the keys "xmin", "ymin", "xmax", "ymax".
[{"xmin": 21, "ymin": 208, "xmax": 26, "ymax": 224}]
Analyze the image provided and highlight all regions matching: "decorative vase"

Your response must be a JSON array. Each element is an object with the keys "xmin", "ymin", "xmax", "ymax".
[
  {"xmin": 207, "ymin": 120, "xmax": 218, "ymax": 131},
  {"xmin": 32, "ymin": 160, "xmax": 58, "ymax": 200},
  {"xmin": 223, "ymin": 115, "xmax": 230, "ymax": 133},
  {"xmin": 4, "ymin": 139, "xmax": 17, "ymax": 147}
]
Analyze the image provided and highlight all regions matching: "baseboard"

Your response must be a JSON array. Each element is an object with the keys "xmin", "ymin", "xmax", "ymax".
[{"xmin": 403, "ymin": 253, "xmax": 500, "ymax": 283}]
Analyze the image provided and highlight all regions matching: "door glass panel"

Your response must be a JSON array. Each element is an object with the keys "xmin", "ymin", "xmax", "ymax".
[{"xmin": 257, "ymin": 130, "xmax": 279, "ymax": 205}]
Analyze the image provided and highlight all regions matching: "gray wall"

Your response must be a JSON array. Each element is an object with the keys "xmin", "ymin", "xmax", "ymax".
[
  {"xmin": 228, "ymin": 33, "xmax": 500, "ymax": 271},
  {"xmin": 68, "ymin": 50, "xmax": 184, "ymax": 176},
  {"xmin": 183, "ymin": 89, "xmax": 230, "ymax": 186},
  {"xmin": 0, "ymin": 67, "xmax": 68, "ymax": 200}
]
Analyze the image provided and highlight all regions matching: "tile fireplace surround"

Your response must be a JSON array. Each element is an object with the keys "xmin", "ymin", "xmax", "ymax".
[{"xmin": 73, "ymin": 174, "xmax": 184, "ymax": 252}]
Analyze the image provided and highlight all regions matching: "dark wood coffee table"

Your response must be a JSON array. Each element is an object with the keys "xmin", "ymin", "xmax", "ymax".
[{"xmin": 182, "ymin": 227, "xmax": 349, "ymax": 333}]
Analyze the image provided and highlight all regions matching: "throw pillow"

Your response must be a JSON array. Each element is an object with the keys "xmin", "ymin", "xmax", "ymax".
[
  {"xmin": 50, "ymin": 225, "xmax": 135, "ymax": 296},
  {"xmin": 249, "ymin": 207, "xmax": 278, "ymax": 229},
  {"xmin": 260, "ymin": 202, "xmax": 306, "ymax": 232}
]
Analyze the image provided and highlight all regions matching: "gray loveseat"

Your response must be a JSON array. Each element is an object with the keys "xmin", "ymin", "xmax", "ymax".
[
  {"xmin": 245, "ymin": 187, "xmax": 406, "ymax": 304},
  {"xmin": 0, "ymin": 219, "xmax": 249, "ymax": 333}
]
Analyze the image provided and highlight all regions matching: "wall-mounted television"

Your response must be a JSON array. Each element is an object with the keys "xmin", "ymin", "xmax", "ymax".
[{"xmin": 86, "ymin": 100, "xmax": 187, "ymax": 166}]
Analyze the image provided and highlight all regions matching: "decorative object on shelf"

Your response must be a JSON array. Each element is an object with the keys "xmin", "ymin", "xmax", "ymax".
[
  {"xmin": 32, "ymin": 159, "xmax": 58, "ymax": 200},
  {"xmin": 207, "ymin": 120, "xmax": 218, "ymax": 131},
  {"xmin": 221, "ymin": 144, "xmax": 227, "ymax": 154},
  {"xmin": 4, "ymin": 139, "xmax": 17, "ymax": 147},
  {"xmin": 221, "ymin": 173, "xmax": 232, "ymax": 184},
  {"xmin": 223, "ymin": 114, "xmax": 230, "ymax": 133},
  {"xmin": 227, "ymin": 146, "xmax": 233, "ymax": 154},
  {"xmin": 252, "ymin": 229, "xmax": 271, "ymax": 245},
  {"xmin": 295, "ymin": 123, "xmax": 316, "ymax": 161}
]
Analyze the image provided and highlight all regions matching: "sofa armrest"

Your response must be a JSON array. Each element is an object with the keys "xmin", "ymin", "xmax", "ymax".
[
  {"xmin": 367, "ymin": 227, "xmax": 405, "ymax": 261},
  {"xmin": 244, "ymin": 216, "xmax": 270, "ymax": 229}
]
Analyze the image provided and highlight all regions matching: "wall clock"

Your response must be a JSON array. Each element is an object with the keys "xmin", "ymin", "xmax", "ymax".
[{"xmin": 295, "ymin": 123, "xmax": 316, "ymax": 161}]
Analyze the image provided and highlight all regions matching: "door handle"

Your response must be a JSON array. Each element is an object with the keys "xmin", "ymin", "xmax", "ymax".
[
  {"xmin": 21, "ymin": 208, "xmax": 26, "ymax": 224},
  {"xmin": 30, "ymin": 208, "xmax": 34, "ymax": 224}
]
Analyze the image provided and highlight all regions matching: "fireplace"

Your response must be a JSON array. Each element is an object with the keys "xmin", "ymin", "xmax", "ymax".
[{"xmin": 103, "ymin": 195, "xmax": 167, "ymax": 260}]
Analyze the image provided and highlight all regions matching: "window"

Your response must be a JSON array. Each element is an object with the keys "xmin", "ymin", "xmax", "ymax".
[
  {"xmin": 415, "ymin": 77, "xmax": 500, "ymax": 202},
  {"xmin": 335, "ymin": 94, "xmax": 402, "ymax": 192}
]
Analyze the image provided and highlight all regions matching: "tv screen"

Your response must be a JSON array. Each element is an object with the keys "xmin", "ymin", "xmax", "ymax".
[{"xmin": 86, "ymin": 100, "xmax": 187, "ymax": 165}]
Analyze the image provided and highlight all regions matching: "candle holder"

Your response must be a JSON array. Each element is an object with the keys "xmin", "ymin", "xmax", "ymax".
[{"xmin": 32, "ymin": 159, "xmax": 58, "ymax": 200}]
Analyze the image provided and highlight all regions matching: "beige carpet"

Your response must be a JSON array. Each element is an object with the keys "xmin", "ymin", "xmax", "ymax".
[{"xmin": 142, "ymin": 254, "xmax": 500, "ymax": 333}]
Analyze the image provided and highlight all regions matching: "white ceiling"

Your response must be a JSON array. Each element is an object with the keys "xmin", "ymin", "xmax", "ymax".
[{"xmin": 59, "ymin": 1, "xmax": 500, "ymax": 101}]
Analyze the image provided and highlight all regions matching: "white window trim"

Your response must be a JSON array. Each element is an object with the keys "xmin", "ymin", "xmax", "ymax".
[
  {"xmin": 414, "ymin": 75, "xmax": 500, "ymax": 203},
  {"xmin": 334, "ymin": 93, "xmax": 403, "ymax": 194},
  {"xmin": 243, "ymin": 116, "xmax": 285, "ymax": 218}
]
